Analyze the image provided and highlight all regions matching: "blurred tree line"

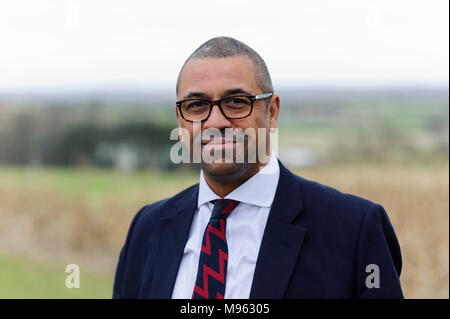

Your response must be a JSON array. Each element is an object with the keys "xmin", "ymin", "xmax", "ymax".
[
  {"xmin": 0, "ymin": 103, "xmax": 178, "ymax": 170},
  {"xmin": 0, "ymin": 90, "xmax": 448, "ymax": 170}
]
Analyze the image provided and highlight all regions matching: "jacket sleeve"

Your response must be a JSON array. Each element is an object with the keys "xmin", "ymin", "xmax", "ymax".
[
  {"xmin": 112, "ymin": 206, "xmax": 145, "ymax": 299},
  {"xmin": 355, "ymin": 203, "xmax": 404, "ymax": 298}
]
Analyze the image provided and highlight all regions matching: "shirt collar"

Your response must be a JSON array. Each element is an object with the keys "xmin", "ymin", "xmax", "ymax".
[{"xmin": 198, "ymin": 153, "xmax": 280, "ymax": 208}]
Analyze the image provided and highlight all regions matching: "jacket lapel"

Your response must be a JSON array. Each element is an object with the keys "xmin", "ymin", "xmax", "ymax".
[
  {"xmin": 250, "ymin": 161, "xmax": 307, "ymax": 298},
  {"xmin": 150, "ymin": 185, "xmax": 199, "ymax": 298}
]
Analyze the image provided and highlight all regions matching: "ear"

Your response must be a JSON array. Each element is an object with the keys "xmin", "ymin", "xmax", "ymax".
[{"xmin": 268, "ymin": 94, "xmax": 280, "ymax": 131}]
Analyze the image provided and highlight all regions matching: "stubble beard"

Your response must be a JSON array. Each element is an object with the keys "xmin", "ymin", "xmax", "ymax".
[{"xmin": 200, "ymin": 135, "xmax": 261, "ymax": 183}]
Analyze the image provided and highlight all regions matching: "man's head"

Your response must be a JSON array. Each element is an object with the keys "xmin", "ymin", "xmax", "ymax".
[{"xmin": 175, "ymin": 36, "xmax": 280, "ymax": 182}]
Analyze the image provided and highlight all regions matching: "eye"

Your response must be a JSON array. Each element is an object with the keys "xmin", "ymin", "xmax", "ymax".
[
  {"xmin": 229, "ymin": 97, "xmax": 246, "ymax": 104},
  {"xmin": 186, "ymin": 100, "xmax": 208, "ymax": 109},
  {"xmin": 225, "ymin": 96, "xmax": 251, "ymax": 107}
]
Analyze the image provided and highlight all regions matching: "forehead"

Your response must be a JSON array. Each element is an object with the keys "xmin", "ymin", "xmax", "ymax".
[{"xmin": 177, "ymin": 56, "xmax": 259, "ymax": 98}]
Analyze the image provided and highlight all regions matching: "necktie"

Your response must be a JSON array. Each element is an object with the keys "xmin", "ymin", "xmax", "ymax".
[{"xmin": 192, "ymin": 199, "xmax": 240, "ymax": 299}]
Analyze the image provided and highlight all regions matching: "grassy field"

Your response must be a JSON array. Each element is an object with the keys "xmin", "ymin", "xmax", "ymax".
[
  {"xmin": 0, "ymin": 163, "xmax": 448, "ymax": 298},
  {"xmin": 0, "ymin": 254, "xmax": 112, "ymax": 298}
]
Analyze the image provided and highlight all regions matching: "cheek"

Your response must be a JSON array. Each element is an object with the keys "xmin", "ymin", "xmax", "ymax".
[
  {"xmin": 236, "ymin": 109, "xmax": 267, "ymax": 130},
  {"xmin": 233, "ymin": 116, "xmax": 268, "ymax": 146},
  {"xmin": 178, "ymin": 123, "xmax": 194, "ymax": 145},
  {"xmin": 252, "ymin": 114, "xmax": 270, "ymax": 146},
  {"xmin": 252, "ymin": 113, "xmax": 268, "ymax": 131},
  {"xmin": 228, "ymin": 117, "xmax": 266, "ymax": 142}
]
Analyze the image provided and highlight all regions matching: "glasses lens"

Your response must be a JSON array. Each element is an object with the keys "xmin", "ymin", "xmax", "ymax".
[
  {"xmin": 181, "ymin": 100, "xmax": 210, "ymax": 121},
  {"xmin": 221, "ymin": 96, "xmax": 252, "ymax": 118}
]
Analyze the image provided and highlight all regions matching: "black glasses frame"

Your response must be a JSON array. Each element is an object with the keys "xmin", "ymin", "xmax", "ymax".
[{"xmin": 176, "ymin": 92, "xmax": 273, "ymax": 122}]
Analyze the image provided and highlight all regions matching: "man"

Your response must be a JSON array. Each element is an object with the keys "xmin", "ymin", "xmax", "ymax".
[{"xmin": 113, "ymin": 36, "xmax": 403, "ymax": 299}]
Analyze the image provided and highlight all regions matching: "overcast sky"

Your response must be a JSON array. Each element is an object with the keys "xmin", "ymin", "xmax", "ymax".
[{"xmin": 0, "ymin": 0, "xmax": 448, "ymax": 92}]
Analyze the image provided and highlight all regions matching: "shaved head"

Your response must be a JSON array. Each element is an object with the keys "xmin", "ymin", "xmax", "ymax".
[{"xmin": 176, "ymin": 36, "xmax": 273, "ymax": 95}]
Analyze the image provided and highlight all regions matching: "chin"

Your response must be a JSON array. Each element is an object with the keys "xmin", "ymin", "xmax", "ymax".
[{"xmin": 201, "ymin": 161, "xmax": 248, "ymax": 181}]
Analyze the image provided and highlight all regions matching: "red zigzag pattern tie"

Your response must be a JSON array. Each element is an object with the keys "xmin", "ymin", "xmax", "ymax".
[{"xmin": 192, "ymin": 199, "xmax": 240, "ymax": 299}]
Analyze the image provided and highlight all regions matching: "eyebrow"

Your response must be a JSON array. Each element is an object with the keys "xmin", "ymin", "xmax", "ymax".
[
  {"xmin": 182, "ymin": 91, "xmax": 210, "ymax": 99},
  {"xmin": 223, "ymin": 88, "xmax": 252, "ymax": 96},
  {"xmin": 181, "ymin": 88, "xmax": 253, "ymax": 100}
]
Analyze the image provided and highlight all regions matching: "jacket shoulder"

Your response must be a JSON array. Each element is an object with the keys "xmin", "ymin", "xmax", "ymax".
[
  {"xmin": 134, "ymin": 183, "xmax": 199, "ymax": 226},
  {"xmin": 290, "ymin": 171, "xmax": 376, "ymax": 224},
  {"xmin": 300, "ymin": 174, "xmax": 373, "ymax": 206}
]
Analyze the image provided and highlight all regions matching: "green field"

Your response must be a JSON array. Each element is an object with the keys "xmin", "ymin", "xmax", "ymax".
[
  {"xmin": 0, "ymin": 167, "xmax": 199, "ymax": 298},
  {"xmin": 0, "ymin": 254, "xmax": 113, "ymax": 298}
]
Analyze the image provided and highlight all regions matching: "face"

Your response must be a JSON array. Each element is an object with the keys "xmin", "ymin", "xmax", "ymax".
[{"xmin": 176, "ymin": 55, "xmax": 280, "ymax": 182}]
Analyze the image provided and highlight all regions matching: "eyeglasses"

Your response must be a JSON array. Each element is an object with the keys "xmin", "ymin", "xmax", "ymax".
[{"xmin": 176, "ymin": 92, "xmax": 273, "ymax": 122}]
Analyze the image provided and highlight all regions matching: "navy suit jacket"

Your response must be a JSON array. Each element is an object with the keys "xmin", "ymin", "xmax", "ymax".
[{"xmin": 113, "ymin": 161, "xmax": 403, "ymax": 298}]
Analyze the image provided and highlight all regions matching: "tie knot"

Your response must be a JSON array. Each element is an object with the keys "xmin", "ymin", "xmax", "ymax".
[{"xmin": 210, "ymin": 199, "xmax": 240, "ymax": 219}]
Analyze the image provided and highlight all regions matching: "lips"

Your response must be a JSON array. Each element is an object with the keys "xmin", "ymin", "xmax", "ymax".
[{"xmin": 201, "ymin": 138, "xmax": 236, "ymax": 145}]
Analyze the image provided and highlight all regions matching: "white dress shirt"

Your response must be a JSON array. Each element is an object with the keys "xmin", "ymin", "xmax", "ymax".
[{"xmin": 171, "ymin": 154, "xmax": 280, "ymax": 299}]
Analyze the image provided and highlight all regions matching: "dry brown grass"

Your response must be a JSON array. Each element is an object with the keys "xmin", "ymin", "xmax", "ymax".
[
  {"xmin": 294, "ymin": 164, "xmax": 449, "ymax": 298},
  {"xmin": 0, "ymin": 164, "xmax": 448, "ymax": 298}
]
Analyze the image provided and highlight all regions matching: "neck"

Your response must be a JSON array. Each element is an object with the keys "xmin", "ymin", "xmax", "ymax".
[{"xmin": 203, "ymin": 159, "xmax": 269, "ymax": 198}]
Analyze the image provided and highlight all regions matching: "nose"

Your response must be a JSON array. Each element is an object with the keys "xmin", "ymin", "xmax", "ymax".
[{"xmin": 203, "ymin": 104, "xmax": 232, "ymax": 130}]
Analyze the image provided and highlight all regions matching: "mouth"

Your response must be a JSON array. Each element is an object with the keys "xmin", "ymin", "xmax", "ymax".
[
  {"xmin": 201, "ymin": 138, "xmax": 235, "ymax": 145},
  {"xmin": 201, "ymin": 138, "xmax": 238, "ymax": 150}
]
